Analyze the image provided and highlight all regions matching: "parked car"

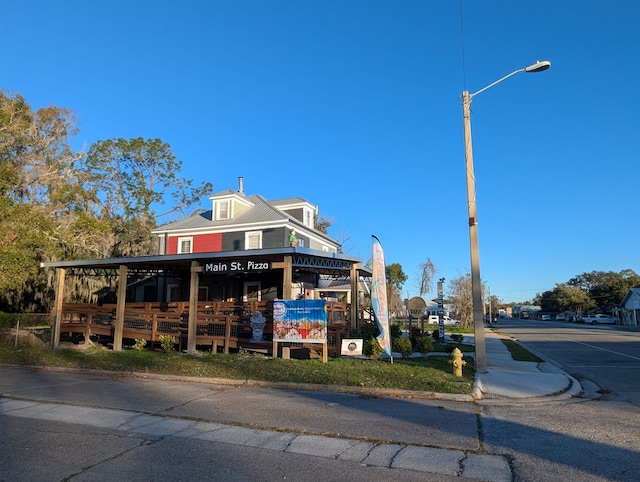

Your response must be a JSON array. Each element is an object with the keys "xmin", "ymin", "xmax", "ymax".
[
  {"xmin": 582, "ymin": 314, "xmax": 618, "ymax": 324},
  {"xmin": 427, "ymin": 315, "xmax": 459, "ymax": 325},
  {"xmin": 541, "ymin": 315, "xmax": 551, "ymax": 321},
  {"xmin": 555, "ymin": 314, "xmax": 566, "ymax": 321}
]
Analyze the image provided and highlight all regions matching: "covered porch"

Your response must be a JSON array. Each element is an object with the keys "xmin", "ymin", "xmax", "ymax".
[{"xmin": 42, "ymin": 247, "xmax": 371, "ymax": 357}]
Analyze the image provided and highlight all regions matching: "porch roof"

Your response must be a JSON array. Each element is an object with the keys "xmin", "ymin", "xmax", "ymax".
[{"xmin": 41, "ymin": 247, "xmax": 371, "ymax": 278}]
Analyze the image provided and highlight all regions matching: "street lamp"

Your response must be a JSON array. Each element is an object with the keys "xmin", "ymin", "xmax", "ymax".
[{"xmin": 462, "ymin": 60, "xmax": 551, "ymax": 374}]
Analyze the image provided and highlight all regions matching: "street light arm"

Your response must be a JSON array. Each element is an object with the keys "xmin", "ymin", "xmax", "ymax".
[
  {"xmin": 469, "ymin": 60, "xmax": 551, "ymax": 99},
  {"xmin": 469, "ymin": 68, "xmax": 525, "ymax": 98}
]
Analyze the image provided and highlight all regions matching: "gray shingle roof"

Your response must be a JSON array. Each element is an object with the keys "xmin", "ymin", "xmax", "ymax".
[{"xmin": 155, "ymin": 194, "xmax": 285, "ymax": 232}]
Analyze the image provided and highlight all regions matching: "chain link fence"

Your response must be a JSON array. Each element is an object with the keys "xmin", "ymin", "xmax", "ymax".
[{"xmin": 0, "ymin": 313, "xmax": 52, "ymax": 347}]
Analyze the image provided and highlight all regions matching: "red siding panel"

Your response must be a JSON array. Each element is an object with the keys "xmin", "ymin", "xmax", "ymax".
[{"xmin": 193, "ymin": 233, "xmax": 222, "ymax": 253}]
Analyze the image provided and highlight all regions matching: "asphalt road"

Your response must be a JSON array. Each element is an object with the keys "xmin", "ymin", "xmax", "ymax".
[
  {"xmin": 2, "ymin": 321, "xmax": 639, "ymax": 481},
  {"xmin": 481, "ymin": 319, "xmax": 640, "ymax": 481},
  {"xmin": 494, "ymin": 318, "xmax": 640, "ymax": 402}
]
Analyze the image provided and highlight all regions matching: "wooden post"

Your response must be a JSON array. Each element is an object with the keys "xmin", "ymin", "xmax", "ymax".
[
  {"xmin": 113, "ymin": 265, "xmax": 127, "ymax": 351},
  {"xmin": 224, "ymin": 315, "xmax": 232, "ymax": 354},
  {"xmin": 187, "ymin": 261, "xmax": 201, "ymax": 354},
  {"xmin": 52, "ymin": 268, "xmax": 65, "ymax": 348},
  {"xmin": 282, "ymin": 255, "xmax": 293, "ymax": 299}
]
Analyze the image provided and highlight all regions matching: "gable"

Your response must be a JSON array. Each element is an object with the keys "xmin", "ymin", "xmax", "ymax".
[{"xmin": 622, "ymin": 288, "xmax": 640, "ymax": 309}]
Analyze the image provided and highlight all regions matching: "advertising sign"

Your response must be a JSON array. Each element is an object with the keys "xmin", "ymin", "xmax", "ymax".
[
  {"xmin": 203, "ymin": 260, "xmax": 271, "ymax": 274},
  {"xmin": 272, "ymin": 299, "xmax": 327, "ymax": 343}
]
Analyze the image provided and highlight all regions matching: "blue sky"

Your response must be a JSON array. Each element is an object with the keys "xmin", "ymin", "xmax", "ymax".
[{"xmin": 3, "ymin": 1, "xmax": 639, "ymax": 303}]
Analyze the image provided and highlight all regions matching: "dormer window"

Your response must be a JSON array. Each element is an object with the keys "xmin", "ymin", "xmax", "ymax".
[{"xmin": 217, "ymin": 200, "xmax": 230, "ymax": 220}]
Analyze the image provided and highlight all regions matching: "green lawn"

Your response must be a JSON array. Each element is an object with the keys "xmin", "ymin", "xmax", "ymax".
[{"xmin": 0, "ymin": 342, "xmax": 475, "ymax": 394}]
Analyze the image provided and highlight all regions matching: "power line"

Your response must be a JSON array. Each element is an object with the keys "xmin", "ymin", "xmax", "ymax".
[{"xmin": 459, "ymin": 0, "xmax": 467, "ymax": 92}]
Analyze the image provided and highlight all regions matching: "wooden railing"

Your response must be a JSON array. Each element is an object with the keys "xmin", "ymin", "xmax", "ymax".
[{"xmin": 55, "ymin": 300, "xmax": 353, "ymax": 357}]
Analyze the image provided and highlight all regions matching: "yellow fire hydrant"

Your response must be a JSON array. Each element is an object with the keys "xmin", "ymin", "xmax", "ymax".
[{"xmin": 450, "ymin": 347, "xmax": 467, "ymax": 377}]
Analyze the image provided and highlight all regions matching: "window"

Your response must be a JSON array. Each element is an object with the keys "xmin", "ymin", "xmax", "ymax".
[
  {"xmin": 322, "ymin": 245, "xmax": 329, "ymax": 252},
  {"xmin": 217, "ymin": 200, "xmax": 230, "ymax": 220},
  {"xmin": 243, "ymin": 282, "xmax": 262, "ymax": 302},
  {"xmin": 245, "ymin": 231, "xmax": 262, "ymax": 250},
  {"xmin": 167, "ymin": 284, "xmax": 181, "ymax": 301},
  {"xmin": 305, "ymin": 210, "xmax": 313, "ymax": 227},
  {"xmin": 178, "ymin": 237, "xmax": 193, "ymax": 254}
]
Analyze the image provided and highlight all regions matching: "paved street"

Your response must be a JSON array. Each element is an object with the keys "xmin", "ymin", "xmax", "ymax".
[
  {"xmin": 484, "ymin": 320, "xmax": 640, "ymax": 481},
  {"xmin": 496, "ymin": 319, "xmax": 640, "ymax": 402},
  {"xmin": 2, "ymin": 322, "xmax": 640, "ymax": 481},
  {"xmin": 0, "ymin": 366, "xmax": 504, "ymax": 481}
]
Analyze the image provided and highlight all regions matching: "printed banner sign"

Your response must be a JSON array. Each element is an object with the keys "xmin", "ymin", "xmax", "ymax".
[
  {"xmin": 273, "ymin": 299, "xmax": 327, "ymax": 343},
  {"xmin": 371, "ymin": 235, "xmax": 392, "ymax": 358}
]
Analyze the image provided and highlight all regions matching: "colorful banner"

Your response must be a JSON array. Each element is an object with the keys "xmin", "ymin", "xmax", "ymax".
[
  {"xmin": 371, "ymin": 235, "xmax": 392, "ymax": 358},
  {"xmin": 272, "ymin": 299, "xmax": 327, "ymax": 343}
]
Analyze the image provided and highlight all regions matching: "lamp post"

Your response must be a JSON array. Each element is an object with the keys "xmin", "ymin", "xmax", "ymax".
[{"xmin": 462, "ymin": 60, "xmax": 550, "ymax": 374}]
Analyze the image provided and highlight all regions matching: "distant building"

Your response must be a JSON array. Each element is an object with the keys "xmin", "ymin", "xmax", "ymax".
[{"xmin": 621, "ymin": 288, "xmax": 640, "ymax": 327}]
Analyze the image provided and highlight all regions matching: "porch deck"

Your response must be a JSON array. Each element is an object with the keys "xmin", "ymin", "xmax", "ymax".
[{"xmin": 55, "ymin": 301, "xmax": 354, "ymax": 358}]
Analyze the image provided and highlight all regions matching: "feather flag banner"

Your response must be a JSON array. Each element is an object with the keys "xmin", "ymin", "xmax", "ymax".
[{"xmin": 371, "ymin": 235, "xmax": 392, "ymax": 361}]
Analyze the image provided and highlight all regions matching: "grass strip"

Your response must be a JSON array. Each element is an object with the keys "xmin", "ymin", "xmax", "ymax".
[
  {"xmin": 500, "ymin": 338, "xmax": 544, "ymax": 362},
  {"xmin": 0, "ymin": 343, "xmax": 475, "ymax": 394}
]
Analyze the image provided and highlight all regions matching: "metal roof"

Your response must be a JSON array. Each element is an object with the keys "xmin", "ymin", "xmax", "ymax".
[{"xmin": 41, "ymin": 247, "xmax": 372, "ymax": 278}]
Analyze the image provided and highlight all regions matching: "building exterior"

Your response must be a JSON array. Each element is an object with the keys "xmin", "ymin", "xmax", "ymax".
[
  {"xmin": 41, "ymin": 178, "xmax": 370, "ymax": 354},
  {"xmin": 621, "ymin": 288, "xmax": 640, "ymax": 327},
  {"xmin": 154, "ymin": 177, "xmax": 339, "ymax": 257}
]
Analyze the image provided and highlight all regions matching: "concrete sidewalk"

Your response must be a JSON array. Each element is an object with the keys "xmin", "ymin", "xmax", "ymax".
[
  {"xmin": 472, "ymin": 329, "xmax": 582, "ymax": 402},
  {"xmin": 0, "ymin": 327, "xmax": 583, "ymax": 481}
]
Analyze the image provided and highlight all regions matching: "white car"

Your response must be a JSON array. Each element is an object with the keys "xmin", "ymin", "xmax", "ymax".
[
  {"xmin": 427, "ymin": 315, "xmax": 459, "ymax": 325},
  {"xmin": 583, "ymin": 314, "xmax": 617, "ymax": 324},
  {"xmin": 541, "ymin": 315, "xmax": 551, "ymax": 321},
  {"xmin": 555, "ymin": 314, "xmax": 566, "ymax": 321}
]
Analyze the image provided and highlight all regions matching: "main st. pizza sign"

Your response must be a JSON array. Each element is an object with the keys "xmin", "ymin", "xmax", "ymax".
[{"xmin": 203, "ymin": 259, "xmax": 271, "ymax": 274}]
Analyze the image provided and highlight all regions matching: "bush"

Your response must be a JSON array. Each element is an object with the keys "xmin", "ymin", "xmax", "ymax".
[
  {"xmin": 390, "ymin": 323, "xmax": 402, "ymax": 338},
  {"xmin": 406, "ymin": 326, "xmax": 421, "ymax": 340},
  {"xmin": 414, "ymin": 336, "xmax": 433, "ymax": 356},
  {"xmin": 392, "ymin": 337, "xmax": 413, "ymax": 358},
  {"xmin": 158, "ymin": 335, "xmax": 175, "ymax": 353},
  {"xmin": 363, "ymin": 338, "xmax": 384, "ymax": 359},
  {"xmin": 350, "ymin": 322, "xmax": 379, "ymax": 341},
  {"xmin": 132, "ymin": 339, "xmax": 147, "ymax": 351}
]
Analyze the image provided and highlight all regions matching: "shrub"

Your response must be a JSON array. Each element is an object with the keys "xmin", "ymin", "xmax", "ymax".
[
  {"xmin": 350, "ymin": 322, "xmax": 379, "ymax": 341},
  {"xmin": 158, "ymin": 335, "xmax": 175, "ymax": 352},
  {"xmin": 363, "ymin": 338, "xmax": 384, "ymax": 359},
  {"xmin": 132, "ymin": 339, "xmax": 147, "ymax": 351},
  {"xmin": 392, "ymin": 337, "xmax": 413, "ymax": 358},
  {"xmin": 414, "ymin": 336, "xmax": 433, "ymax": 356}
]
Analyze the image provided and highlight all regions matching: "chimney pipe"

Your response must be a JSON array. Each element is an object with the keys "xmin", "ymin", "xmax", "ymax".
[{"xmin": 238, "ymin": 176, "xmax": 244, "ymax": 194}]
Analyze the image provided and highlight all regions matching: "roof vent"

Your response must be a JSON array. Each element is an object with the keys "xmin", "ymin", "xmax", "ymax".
[{"xmin": 238, "ymin": 176, "xmax": 244, "ymax": 194}]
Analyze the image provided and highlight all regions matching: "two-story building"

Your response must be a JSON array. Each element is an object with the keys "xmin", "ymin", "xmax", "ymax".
[
  {"xmin": 147, "ymin": 177, "xmax": 344, "ymax": 304},
  {"xmin": 42, "ymin": 178, "xmax": 370, "ymax": 354}
]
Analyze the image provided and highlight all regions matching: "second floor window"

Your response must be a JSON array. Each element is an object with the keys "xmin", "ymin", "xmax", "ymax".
[
  {"xmin": 217, "ymin": 200, "xmax": 230, "ymax": 220},
  {"xmin": 178, "ymin": 237, "xmax": 193, "ymax": 254},
  {"xmin": 245, "ymin": 231, "xmax": 262, "ymax": 250}
]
